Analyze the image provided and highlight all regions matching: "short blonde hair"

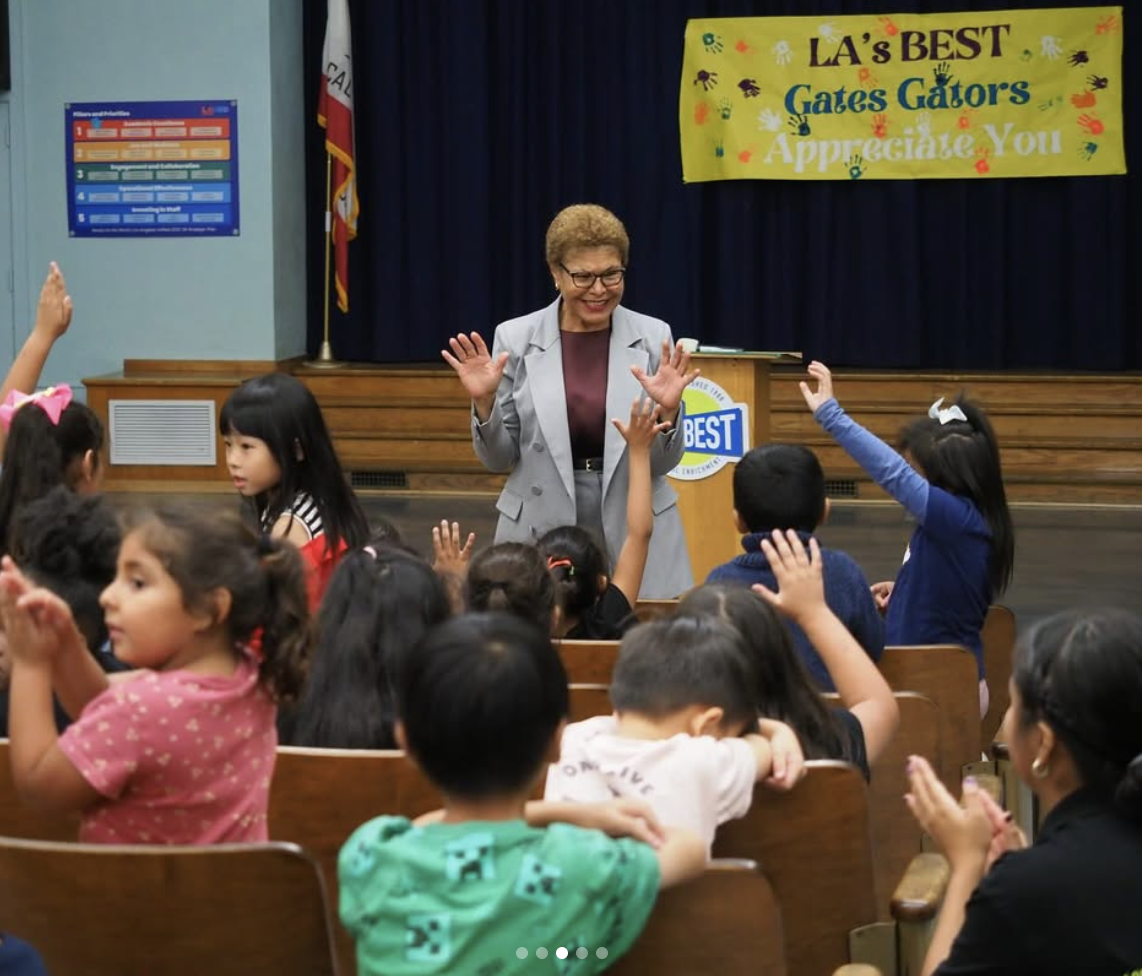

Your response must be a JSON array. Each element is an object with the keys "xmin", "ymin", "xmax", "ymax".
[{"xmin": 545, "ymin": 204, "xmax": 630, "ymax": 266}]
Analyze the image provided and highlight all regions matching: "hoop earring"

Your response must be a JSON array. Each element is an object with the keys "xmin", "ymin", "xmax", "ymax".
[{"xmin": 1031, "ymin": 757, "xmax": 1050, "ymax": 779}]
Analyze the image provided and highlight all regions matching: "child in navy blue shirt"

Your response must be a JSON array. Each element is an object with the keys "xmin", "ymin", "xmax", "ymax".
[
  {"xmin": 800, "ymin": 362, "xmax": 1014, "ymax": 717},
  {"xmin": 706, "ymin": 443, "xmax": 883, "ymax": 691}
]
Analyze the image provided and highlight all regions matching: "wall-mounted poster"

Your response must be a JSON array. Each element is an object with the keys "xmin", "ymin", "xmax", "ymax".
[{"xmin": 66, "ymin": 100, "xmax": 239, "ymax": 237}]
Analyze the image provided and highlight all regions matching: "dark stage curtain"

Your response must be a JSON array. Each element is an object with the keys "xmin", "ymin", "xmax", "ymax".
[{"xmin": 302, "ymin": 0, "xmax": 1139, "ymax": 370}]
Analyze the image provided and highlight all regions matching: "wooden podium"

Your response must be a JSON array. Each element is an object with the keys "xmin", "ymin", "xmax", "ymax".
[{"xmin": 669, "ymin": 351, "xmax": 801, "ymax": 588}]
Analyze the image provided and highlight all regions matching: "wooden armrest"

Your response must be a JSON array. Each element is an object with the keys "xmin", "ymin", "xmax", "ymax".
[
  {"xmin": 705, "ymin": 857, "xmax": 759, "ymax": 872},
  {"xmin": 833, "ymin": 967, "xmax": 883, "ymax": 976},
  {"xmin": 991, "ymin": 740, "xmax": 1010, "ymax": 760},
  {"xmin": 891, "ymin": 852, "xmax": 950, "ymax": 923}
]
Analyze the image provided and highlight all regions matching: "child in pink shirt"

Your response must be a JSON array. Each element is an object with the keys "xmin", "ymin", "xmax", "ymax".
[{"xmin": 0, "ymin": 504, "xmax": 311, "ymax": 844}]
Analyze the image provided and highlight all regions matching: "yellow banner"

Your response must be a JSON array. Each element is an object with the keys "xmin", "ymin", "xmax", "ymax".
[{"xmin": 680, "ymin": 7, "xmax": 1125, "ymax": 181}]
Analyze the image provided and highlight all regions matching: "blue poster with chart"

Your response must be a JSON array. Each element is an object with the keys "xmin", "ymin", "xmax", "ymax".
[{"xmin": 66, "ymin": 100, "xmax": 239, "ymax": 237}]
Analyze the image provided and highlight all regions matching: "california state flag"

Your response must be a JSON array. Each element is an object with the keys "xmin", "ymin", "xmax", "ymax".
[{"xmin": 318, "ymin": 0, "xmax": 359, "ymax": 313}]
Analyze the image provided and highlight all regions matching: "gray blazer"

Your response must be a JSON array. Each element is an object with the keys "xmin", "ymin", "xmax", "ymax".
[{"xmin": 471, "ymin": 298, "xmax": 694, "ymax": 598}]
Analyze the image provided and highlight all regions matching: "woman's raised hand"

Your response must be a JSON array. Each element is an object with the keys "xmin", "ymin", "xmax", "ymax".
[
  {"xmin": 904, "ymin": 755, "xmax": 993, "ymax": 871},
  {"xmin": 972, "ymin": 781, "xmax": 1028, "ymax": 871},
  {"xmin": 441, "ymin": 332, "xmax": 509, "ymax": 402},
  {"xmin": 630, "ymin": 340, "xmax": 700, "ymax": 414},
  {"xmin": 799, "ymin": 360, "xmax": 836, "ymax": 413}
]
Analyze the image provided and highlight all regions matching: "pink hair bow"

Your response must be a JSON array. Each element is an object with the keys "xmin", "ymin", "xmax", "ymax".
[{"xmin": 0, "ymin": 384, "xmax": 74, "ymax": 430}]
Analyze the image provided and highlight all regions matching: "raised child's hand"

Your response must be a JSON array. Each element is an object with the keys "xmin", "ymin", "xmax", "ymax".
[
  {"xmin": 0, "ymin": 562, "xmax": 81, "ymax": 667},
  {"xmin": 751, "ymin": 529, "xmax": 826, "ymax": 625},
  {"xmin": 431, "ymin": 519, "xmax": 476, "ymax": 577},
  {"xmin": 612, "ymin": 396, "xmax": 671, "ymax": 449},
  {"xmin": 0, "ymin": 556, "xmax": 34, "ymax": 602},
  {"xmin": 33, "ymin": 262, "xmax": 73, "ymax": 344},
  {"xmin": 799, "ymin": 360, "xmax": 835, "ymax": 413}
]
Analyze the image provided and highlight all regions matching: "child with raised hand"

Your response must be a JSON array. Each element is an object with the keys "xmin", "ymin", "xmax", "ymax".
[
  {"xmin": 430, "ymin": 518, "xmax": 476, "ymax": 615},
  {"xmin": 339, "ymin": 612, "xmax": 707, "ymax": 976},
  {"xmin": 0, "ymin": 505, "xmax": 311, "ymax": 844},
  {"xmin": 801, "ymin": 361, "xmax": 1014, "ymax": 717},
  {"xmin": 0, "ymin": 383, "xmax": 103, "ymax": 556},
  {"xmin": 545, "ymin": 615, "xmax": 806, "ymax": 848},
  {"xmin": 1, "ymin": 262, "xmax": 74, "ymax": 451},
  {"xmin": 541, "ymin": 396, "xmax": 671, "ymax": 639},
  {"xmin": 466, "ymin": 541, "xmax": 559, "ymax": 634},
  {"xmin": 743, "ymin": 529, "xmax": 900, "ymax": 772},
  {"xmin": 220, "ymin": 372, "xmax": 368, "ymax": 609}
]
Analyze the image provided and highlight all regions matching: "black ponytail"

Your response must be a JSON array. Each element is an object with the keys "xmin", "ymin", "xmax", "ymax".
[
  {"xmin": 1014, "ymin": 608, "xmax": 1142, "ymax": 823},
  {"xmin": 0, "ymin": 401, "xmax": 103, "ymax": 553},
  {"xmin": 125, "ymin": 505, "xmax": 313, "ymax": 703},
  {"xmin": 539, "ymin": 526, "xmax": 609, "ymax": 623},
  {"xmin": 466, "ymin": 542, "xmax": 556, "ymax": 635},
  {"xmin": 898, "ymin": 395, "xmax": 1014, "ymax": 595},
  {"xmin": 249, "ymin": 534, "xmax": 313, "ymax": 703}
]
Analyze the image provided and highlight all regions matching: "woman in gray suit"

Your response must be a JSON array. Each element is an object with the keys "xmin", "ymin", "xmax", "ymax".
[{"xmin": 442, "ymin": 204, "xmax": 697, "ymax": 598}]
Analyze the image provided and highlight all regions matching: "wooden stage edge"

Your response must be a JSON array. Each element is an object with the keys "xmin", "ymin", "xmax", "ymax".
[{"xmin": 85, "ymin": 360, "xmax": 1142, "ymax": 506}]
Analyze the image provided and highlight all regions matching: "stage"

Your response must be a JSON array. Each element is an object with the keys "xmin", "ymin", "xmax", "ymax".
[{"xmin": 86, "ymin": 359, "xmax": 1142, "ymax": 505}]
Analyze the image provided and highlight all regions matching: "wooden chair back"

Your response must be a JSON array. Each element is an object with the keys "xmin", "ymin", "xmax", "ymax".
[
  {"xmin": 268, "ymin": 746, "xmax": 442, "ymax": 976},
  {"xmin": 879, "ymin": 645, "xmax": 979, "ymax": 788},
  {"xmin": 867, "ymin": 693, "xmax": 940, "ymax": 916},
  {"xmin": 0, "ymin": 738, "xmax": 78, "ymax": 841},
  {"xmin": 568, "ymin": 683, "xmax": 613, "ymax": 723},
  {"xmin": 822, "ymin": 692, "xmax": 940, "ymax": 918},
  {"xmin": 610, "ymin": 859, "xmax": 786, "ymax": 975},
  {"xmin": 632, "ymin": 598, "xmax": 680, "ymax": 622},
  {"xmin": 556, "ymin": 639, "xmax": 620, "ymax": 685},
  {"xmin": 713, "ymin": 761, "xmax": 877, "ymax": 976},
  {"xmin": 0, "ymin": 837, "xmax": 339, "ymax": 975},
  {"xmin": 980, "ymin": 605, "xmax": 1017, "ymax": 753}
]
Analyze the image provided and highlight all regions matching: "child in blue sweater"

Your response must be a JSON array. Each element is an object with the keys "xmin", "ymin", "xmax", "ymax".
[
  {"xmin": 706, "ymin": 443, "xmax": 883, "ymax": 691},
  {"xmin": 801, "ymin": 362, "xmax": 1014, "ymax": 718}
]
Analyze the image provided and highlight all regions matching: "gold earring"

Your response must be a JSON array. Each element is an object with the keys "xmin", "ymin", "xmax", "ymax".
[{"xmin": 1031, "ymin": 757, "xmax": 1050, "ymax": 779}]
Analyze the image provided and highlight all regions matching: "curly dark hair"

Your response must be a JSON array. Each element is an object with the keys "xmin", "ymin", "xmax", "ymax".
[{"xmin": 9, "ymin": 485, "xmax": 119, "ymax": 651}]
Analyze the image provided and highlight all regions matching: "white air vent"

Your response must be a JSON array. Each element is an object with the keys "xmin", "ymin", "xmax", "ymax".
[{"xmin": 109, "ymin": 400, "xmax": 217, "ymax": 466}]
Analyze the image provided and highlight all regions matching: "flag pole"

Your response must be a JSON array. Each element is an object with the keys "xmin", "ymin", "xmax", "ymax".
[{"xmin": 307, "ymin": 152, "xmax": 343, "ymax": 368}]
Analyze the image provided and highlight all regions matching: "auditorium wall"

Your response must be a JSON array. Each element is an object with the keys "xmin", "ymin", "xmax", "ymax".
[{"xmin": 0, "ymin": 0, "xmax": 305, "ymax": 387}]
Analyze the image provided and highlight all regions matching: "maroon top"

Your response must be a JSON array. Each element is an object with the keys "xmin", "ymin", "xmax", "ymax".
[{"xmin": 561, "ymin": 328, "xmax": 610, "ymax": 460}]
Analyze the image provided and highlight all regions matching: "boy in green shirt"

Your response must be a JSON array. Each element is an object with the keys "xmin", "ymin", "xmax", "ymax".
[{"xmin": 339, "ymin": 612, "xmax": 707, "ymax": 975}]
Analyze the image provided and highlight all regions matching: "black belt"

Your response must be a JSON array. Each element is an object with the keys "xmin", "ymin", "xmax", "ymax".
[{"xmin": 572, "ymin": 457, "xmax": 604, "ymax": 471}]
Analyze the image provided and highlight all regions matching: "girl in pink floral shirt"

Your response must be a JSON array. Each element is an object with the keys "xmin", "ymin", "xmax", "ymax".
[{"xmin": 0, "ymin": 505, "xmax": 311, "ymax": 844}]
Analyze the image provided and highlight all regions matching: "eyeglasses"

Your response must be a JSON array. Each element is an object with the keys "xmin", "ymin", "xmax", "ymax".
[{"xmin": 559, "ymin": 263, "xmax": 626, "ymax": 289}]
